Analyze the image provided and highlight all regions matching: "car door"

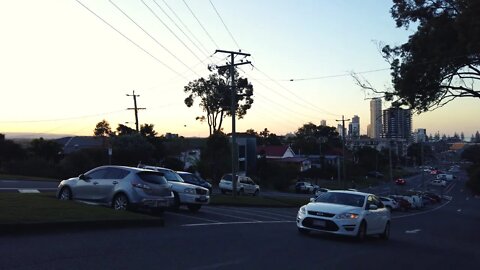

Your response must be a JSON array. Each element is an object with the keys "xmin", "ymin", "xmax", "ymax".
[
  {"xmin": 96, "ymin": 168, "xmax": 129, "ymax": 203},
  {"xmin": 364, "ymin": 195, "xmax": 382, "ymax": 233},
  {"xmin": 75, "ymin": 168, "xmax": 108, "ymax": 201},
  {"xmin": 245, "ymin": 177, "xmax": 255, "ymax": 194}
]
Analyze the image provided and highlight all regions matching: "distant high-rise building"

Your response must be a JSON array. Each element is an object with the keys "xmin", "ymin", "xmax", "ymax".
[
  {"xmin": 413, "ymin": 128, "xmax": 427, "ymax": 143},
  {"xmin": 367, "ymin": 124, "xmax": 372, "ymax": 138},
  {"xmin": 370, "ymin": 98, "xmax": 382, "ymax": 139},
  {"xmin": 348, "ymin": 115, "xmax": 360, "ymax": 139},
  {"xmin": 320, "ymin": 120, "xmax": 327, "ymax": 126},
  {"xmin": 382, "ymin": 107, "xmax": 412, "ymax": 140},
  {"xmin": 337, "ymin": 124, "xmax": 346, "ymax": 137}
]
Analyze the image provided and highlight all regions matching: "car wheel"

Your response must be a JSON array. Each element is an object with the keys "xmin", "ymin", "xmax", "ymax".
[
  {"xmin": 253, "ymin": 189, "xmax": 259, "ymax": 196},
  {"xmin": 187, "ymin": 204, "xmax": 201, "ymax": 212},
  {"xmin": 380, "ymin": 222, "xmax": 390, "ymax": 240},
  {"xmin": 171, "ymin": 192, "xmax": 180, "ymax": 211},
  {"xmin": 239, "ymin": 188, "xmax": 244, "ymax": 196},
  {"xmin": 112, "ymin": 194, "xmax": 129, "ymax": 211},
  {"xmin": 356, "ymin": 221, "xmax": 367, "ymax": 242},
  {"xmin": 58, "ymin": 187, "xmax": 72, "ymax": 200},
  {"xmin": 298, "ymin": 227, "xmax": 310, "ymax": 235}
]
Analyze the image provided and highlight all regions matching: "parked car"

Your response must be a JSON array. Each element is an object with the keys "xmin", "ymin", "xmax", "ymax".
[
  {"xmin": 395, "ymin": 178, "xmax": 406, "ymax": 185},
  {"xmin": 297, "ymin": 190, "xmax": 391, "ymax": 241},
  {"xmin": 139, "ymin": 165, "xmax": 210, "ymax": 212},
  {"xmin": 57, "ymin": 165, "xmax": 174, "ymax": 213},
  {"xmin": 422, "ymin": 191, "xmax": 442, "ymax": 203},
  {"xmin": 219, "ymin": 174, "xmax": 260, "ymax": 196},
  {"xmin": 379, "ymin": 197, "xmax": 399, "ymax": 211},
  {"xmin": 314, "ymin": 188, "xmax": 330, "ymax": 197},
  {"xmin": 295, "ymin": 182, "xmax": 315, "ymax": 193},
  {"xmin": 177, "ymin": 171, "xmax": 212, "ymax": 195},
  {"xmin": 388, "ymin": 195, "xmax": 412, "ymax": 211},
  {"xmin": 430, "ymin": 179, "xmax": 447, "ymax": 187},
  {"xmin": 436, "ymin": 174, "xmax": 455, "ymax": 181}
]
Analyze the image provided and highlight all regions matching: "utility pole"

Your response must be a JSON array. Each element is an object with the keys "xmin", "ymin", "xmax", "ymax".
[
  {"xmin": 336, "ymin": 115, "xmax": 350, "ymax": 188},
  {"xmin": 126, "ymin": 90, "xmax": 145, "ymax": 133},
  {"xmin": 215, "ymin": 49, "xmax": 251, "ymax": 198}
]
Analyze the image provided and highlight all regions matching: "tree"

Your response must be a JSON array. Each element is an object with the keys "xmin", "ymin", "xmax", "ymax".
[
  {"xmin": 407, "ymin": 143, "xmax": 433, "ymax": 166},
  {"xmin": 292, "ymin": 123, "xmax": 341, "ymax": 155},
  {"xmin": 140, "ymin": 124, "xmax": 157, "ymax": 138},
  {"xmin": 354, "ymin": 0, "xmax": 480, "ymax": 112},
  {"xmin": 184, "ymin": 71, "xmax": 254, "ymax": 136},
  {"xmin": 29, "ymin": 138, "xmax": 62, "ymax": 162},
  {"xmin": 116, "ymin": 124, "xmax": 136, "ymax": 136},
  {"xmin": 197, "ymin": 132, "xmax": 231, "ymax": 183},
  {"xmin": 94, "ymin": 120, "xmax": 114, "ymax": 137}
]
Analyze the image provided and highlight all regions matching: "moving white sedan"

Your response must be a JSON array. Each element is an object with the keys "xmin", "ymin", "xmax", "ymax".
[{"xmin": 296, "ymin": 190, "xmax": 391, "ymax": 241}]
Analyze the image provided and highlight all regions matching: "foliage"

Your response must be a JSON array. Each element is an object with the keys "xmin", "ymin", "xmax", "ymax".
[
  {"xmin": 184, "ymin": 72, "xmax": 254, "ymax": 135},
  {"xmin": 0, "ymin": 135, "xmax": 26, "ymax": 169},
  {"xmin": 59, "ymin": 148, "xmax": 106, "ymax": 178},
  {"xmin": 29, "ymin": 138, "xmax": 62, "ymax": 162},
  {"xmin": 94, "ymin": 119, "xmax": 114, "ymax": 137},
  {"xmin": 111, "ymin": 134, "xmax": 155, "ymax": 166},
  {"xmin": 461, "ymin": 145, "xmax": 480, "ymax": 164},
  {"xmin": 161, "ymin": 157, "xmax": 184, "ymax": 171},
  {"xmin": 140, "ymin": 124, "xmax": 157, "ymax": 138},
  {"xmin": 197, "ymin": 132, "xmax": 231, "ymax": 184},
  {"xmin": 292, "ymin": 123, "xmax": 341, "ymax": 155},
  {"xmin": 116, "ymin": 124, "xmax": 136, "ymax": 136},
  {"xmin": 245, "ymin": 128, "xmax": 282, "ymax": 146},
  {"xmin": 407, "ymin": 143, "xmax": 433, "ymax": 165},
  {"xmin": 381, "ymin": 0, "xmax": 480, "ymax": 112}
]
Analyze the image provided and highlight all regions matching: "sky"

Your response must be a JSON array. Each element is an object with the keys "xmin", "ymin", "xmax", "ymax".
[{"xmin": 1, "ymin": 0, "xmax": 479, "ymax": 139}]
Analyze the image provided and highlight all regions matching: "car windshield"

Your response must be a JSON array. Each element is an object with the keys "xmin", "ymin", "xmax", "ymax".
[
  {"xmin": 137, "ymin": 171, "xmax": 168, "ymax": 185},
  {"xmin": 314, "ymin": 192, "xmax": 365, "ymax": 207},
  {"xmin": 157, "ymin": 169, "xmax": 184, "ymax": 182}
]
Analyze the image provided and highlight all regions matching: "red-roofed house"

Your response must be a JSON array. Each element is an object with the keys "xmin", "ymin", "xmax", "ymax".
[{"xmin": 257, "ymin": 145, "xmax": 295, "ymax": 159}]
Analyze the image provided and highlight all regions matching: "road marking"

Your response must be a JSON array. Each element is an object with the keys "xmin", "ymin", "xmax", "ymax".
[
  {"xmin": 405, "ymin": 229, "xmax": 421, "ymax": 234},
  {"xmin": 182, "ymin": 220, "xmax": 295, "ymax": 227},
  {"xmin": 0, "ymin": 180, "xmax": 19, "ymax": 183},
  {"xmin": 0, "ymin": 188, "xmax": 56, "ymax": 191},
  {"xmin": 164, "ymin": 212, "xmax": 220, "ymax": 223},
  {"xmin": 200, "ymin": 208, "xmax": 260, "ymax": 222},
  {"xmin": 190, "ymin": 260, "xmax": 244, "ymax": 270},
  {"xmin": 457, "ymin": 209, "xmax": 462, "ymax": 212},
  {"xmin": 208, "ymin": 206, "xmax": 287, "ymax": 221},
  {"xmin": 445, "ymin": 182, "xmax": 456, "ymax": 193},
  {"xmin": 18, "ymin": 189, "xmax": 40, "ymax": 193},
  {"xmin": 228, "ymin": 207, "xmax": 296, "ymax": 219}
]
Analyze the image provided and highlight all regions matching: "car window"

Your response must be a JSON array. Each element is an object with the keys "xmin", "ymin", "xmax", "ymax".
[
  {"xmin": 137, "ymin": 171, "xmax": 168, "ymax": 185},
  {"xmin": 222, "ymin": 174, "xmax": 232, "ymax": 181},
  {"xmin": 179, "ymin": 173, "xmax": 200, "ymax": 184},
  {"xmin": 156, "ymin": 169, "xmax": 184, "ymax": 182},
  {"xmin": 85, "ymin": 168, "xmax": 108, "ymax": 180},
  {"xmin": 105, "ymin": 168, "xmax": 129, "ymax": 180},
  {"xmin": 315, "ymin": 192, "xmax": 365, "ymax": 207}
]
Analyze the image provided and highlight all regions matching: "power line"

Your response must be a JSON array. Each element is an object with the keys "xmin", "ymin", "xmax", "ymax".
[
  {"xmin": 74, "ymin": 0, "xmax": 187, "ymax": 80},
  {"xmin": 286, "ymin": 68, "xmax": 390, "ymax": 82},
  {"xmin": 141, "ymin": 0, "xmax": 205, "ymax": 63},
  {"xmin": 160, "ymin": 0, "xmax": 211, "ymax": 56},
  {"xmin": 152, "ymin": 0, "xmax": 210, "ymax": 59},
  {"xmin": 182, "ymin": 0, "xmax": 219, "ymax": 48},
  {"xmin": 108, "ymin": 0, "xmax": 202, "ymax": 78},
  {"xmin": 209, "ymin": 0, "xmax": 240, "ymax": 50}
]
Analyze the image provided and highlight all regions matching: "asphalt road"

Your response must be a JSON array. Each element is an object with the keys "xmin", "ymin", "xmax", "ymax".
[{"xmin": 1, "ymin": 171, "xmax": 478, "ymax": 269}]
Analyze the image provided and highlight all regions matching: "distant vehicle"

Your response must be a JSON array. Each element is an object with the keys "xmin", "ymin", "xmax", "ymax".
[
  {"xmin": 436, "ymin": 174, "xmax": 455, "ymax": 181},
  {"xmin": 395, "ymin": 178, "xmax": 407, "ymax": 185},
  {"xmin": 388, "ymin": 195, "xmax": 412, "ymax": 211},
  {"xmin": 139, "ymin": 165, "xmax": 210, "ymax": 212},
  {"xmin": 314, "ymin": 188, "xmax": 330, "ymax": 196},
  {"xmin": 379, "ymin": 197, "xmax": 399, "ymax": 211},
  {"xmin": 430, "ymin": 179, "xmax": 447, "ymax": 187},
  {"xmin": 367, "ymin": 171, "xmax": 384, "ymax": 179},
  {"xmin": 219, "ymin": 174, "xmax": 260, "ymax": 196},
  {"xmin": 295, "ymin": 182, "xmax": 315, "ymax": 193},
  {"xmin": 177, "ymin": 171, "xmax": 212, "ymax": 195},
  {"xmin": 297, "ymin": 190, "xmax": 391, "ymax": 241},
  {"xmin": 57, "ymin": 165, "xmax": 174, "ymax": 213}
]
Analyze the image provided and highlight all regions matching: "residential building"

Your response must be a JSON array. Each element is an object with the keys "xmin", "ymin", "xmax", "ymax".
[
  {"xmin": 370, "ymin": 98, "xmax": 382, "ymax": 139},
  {"xmin": 56, "ymin": 136, "xmax": 104, "ymax": 154},
  {"xmin": 257, "ymin": 145, "xmax": 295, "ymax": 159},
  {"xmin": 382, "ymin": 107, "xmax": 412, "ymax": 141},
  {"xmin": 348, "ymin": 115, "xmax": 360, "ymax": 139},
  {"xmin": 235, "ymin": 134, "xmax": 257, "ymax": 176},
  {"xmin": 337, "ymin": 124, "xmax": 347, "ymax": 138}
]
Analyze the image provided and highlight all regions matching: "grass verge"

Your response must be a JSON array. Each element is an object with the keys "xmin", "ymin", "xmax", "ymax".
[
  {"xmin": 210, "ymin": 194, "xmax": 308, "ymax": 207},
  {"xmin": 0, "ymin": 193, "xmax": 161, "ymax": 225},
  {"xmin": 0, "ymin": 174, "xmax": 59, "ymax": 182}
]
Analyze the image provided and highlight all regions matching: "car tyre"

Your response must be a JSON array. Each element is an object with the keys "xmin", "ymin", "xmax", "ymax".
[
  {"xmin": 380, "ymin": 221, "xmax": 390, "ymax": 240},
  {"xmin": 253, "ymin": 189, "xmax": 259, "ymax": 196},
  {"xmin": 187, "ymin": 204, "xmax": 201, "ymax": 212},
  {"xmin": 298, "ymin": 227, "xmax": 310, "ymax": 235},
  {"xmin": 112, "ymin": 194, "xmax": 129, "ymax": 211},
  {"xmin": 58, "ymin": 187, "xmax": 72, "ymax": 200},
  {"xmin": 356, "ymin": 221, "xmax": 367, "ymax": 242},
  {"xmin": 171, "ymin": 192, "xmax": 181, "ymax": 211}
]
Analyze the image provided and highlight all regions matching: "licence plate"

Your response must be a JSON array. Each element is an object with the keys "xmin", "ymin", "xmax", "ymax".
[{"xmin": 313, "ymin": 220, "xmax": 326, "ymax": 227}]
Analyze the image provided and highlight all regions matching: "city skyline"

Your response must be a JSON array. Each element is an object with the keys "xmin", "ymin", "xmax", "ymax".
[{"xmin": 1, "ymin": 1, "xmax": 479, "ymax": 139}]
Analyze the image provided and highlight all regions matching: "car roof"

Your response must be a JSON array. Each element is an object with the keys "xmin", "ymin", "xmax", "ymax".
[
  {"xmin": 328, "ymin": 190, "xmax": 372, "ymax": 197},
  {"xmin": 94, "ymin": 165, "xmax": 148, "ymax": 173}
]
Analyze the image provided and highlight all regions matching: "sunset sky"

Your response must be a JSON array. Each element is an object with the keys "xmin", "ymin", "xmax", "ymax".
[{"xmin": 1, "ymin": 0, "xmax": 479, "ymax": 139}]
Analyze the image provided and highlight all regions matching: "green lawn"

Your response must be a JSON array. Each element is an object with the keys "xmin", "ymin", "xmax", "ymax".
[
  {"xmin": 0, "ymin": 193, "xmax": 160, "ymax": 225},
  {"xmin": 0, "ymin": 174, "xmax": 60, "ymax": 182}
]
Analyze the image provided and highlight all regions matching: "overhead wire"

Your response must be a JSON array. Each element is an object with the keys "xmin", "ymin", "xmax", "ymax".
[
  {"xmin": 209, "ymin": 0, "xmax": 240, "ymax": 50},
  {"xmin": 74, "ymin": 0, "xmax": 188, "ymax": 80},
  {"xmin": 182, "ymin": 0, "xmax": 219, "ymax": 48},
  {"xmin": 108, "ymin": 0, "xmax": 202, "ymax": 78}
]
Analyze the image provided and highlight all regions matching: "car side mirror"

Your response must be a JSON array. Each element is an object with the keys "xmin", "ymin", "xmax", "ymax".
[
  {"xmin": 309, "ymin": 197, "xmax": 315, "ymax": 203},
  {"xmin": 79, "ymin": 174, "xmax": 88, "ymax": 181},
  {"xmin": 368, "ymin": 204, "xmax": 378, "ymax": 210}
]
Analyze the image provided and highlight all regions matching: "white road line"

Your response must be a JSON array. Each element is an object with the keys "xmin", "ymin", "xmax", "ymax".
[
  {"xmin": 405, "ymin": 229, "xmax": 422, "ymax": 234},
  {"xmin": 182, "ymin": 220, "xmax": 295, "ymax": 227},
  {"xmin": 200, "ymin": 208, "xmax": 260, "ymax": 222},
  {"xmin": 0, "ymin": 188, "xmax": 56, "ymax": 190},
  {"xmin": 206, "ymin": 206, "xmax": 287, "ymax": 220},
  {"xmin": 18, "ymin": 189, "xmax": 40, "ymax": 193},
  {"xmin": 392, "ymin": 199, "xmax": 452, "ymax": 219},
  {"xmin": 231, "ymin": 207, "xmax": 296, "ymax": 219},
  {"xmin": 164, "ymin": 212, "xmax": 220, "ymax": 223},
  {"xmin": 457, "ymin": 209, "xmax": 462, "ymax": 212}
]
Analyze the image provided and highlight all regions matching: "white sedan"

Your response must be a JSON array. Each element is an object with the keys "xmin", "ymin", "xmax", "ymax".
[{"xmin": 296, "ymin": 190, "xmax": 391, "ymax": 241}]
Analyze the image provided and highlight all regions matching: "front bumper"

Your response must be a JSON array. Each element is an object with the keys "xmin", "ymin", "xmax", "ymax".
[
  {"xmin": 296, "ymin": 212, "xmax": 360, "ymax": 236},
  {"xmin": 179, "ymin": 193, "xmax": 210, "ymax": 205}
]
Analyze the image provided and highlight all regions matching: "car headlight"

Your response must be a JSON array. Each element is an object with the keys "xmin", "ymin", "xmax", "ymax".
[
  {"xmin": 184, "ymin": 188, "xmax": 196, "ymax": 194},
  {"xmin": 299, "ymin": 206, "xmax": 306, "ymax": 215},
  {"xmin": 336, "ymin": 212, "xmax": 359, "ymax": 219}
]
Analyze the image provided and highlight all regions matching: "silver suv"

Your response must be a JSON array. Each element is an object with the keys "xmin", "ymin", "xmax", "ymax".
[
  {"xmin": 139, "ymin": 165, "xmax": 210, "ymax": 212},
  {"xmin": 56, "ymin": 165, "xmax": 174, "ymax": 213}
]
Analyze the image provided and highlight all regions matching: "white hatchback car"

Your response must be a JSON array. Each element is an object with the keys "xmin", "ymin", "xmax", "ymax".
[
  {"xmin": 297, "ymin": 190, "xmax": 391, "ymax": 241},
  {"xmin": 219, "ymin": 174, "xmax": 260, "ymax": 196}
]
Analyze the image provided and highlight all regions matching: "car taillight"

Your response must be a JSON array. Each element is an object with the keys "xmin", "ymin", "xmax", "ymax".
[{"xmin": 131, "ymin": 180, "xmax": 151, "ymax": 190}]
